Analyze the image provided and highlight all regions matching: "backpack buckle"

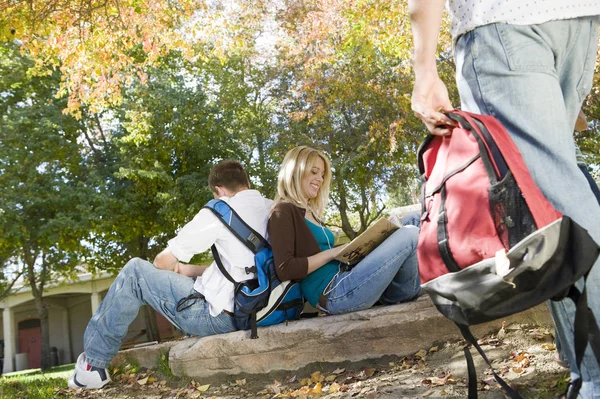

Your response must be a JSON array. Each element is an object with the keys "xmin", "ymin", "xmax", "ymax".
[{"xmin": 245, "ymin": 266, "xmax": 257, "ymax": 274}]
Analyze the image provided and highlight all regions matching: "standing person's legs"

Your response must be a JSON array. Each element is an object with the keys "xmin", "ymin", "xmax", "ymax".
[
  {"xmin": 455, "ymin": 17, "xmax": 600, "ymax": 396},
  {"xmin": 83, "ymin": 258, "xmax": 236, "ymax": 369},
  {"xmin": 321, "ymin": 227, "xmax": 420, "ymax": 314}
]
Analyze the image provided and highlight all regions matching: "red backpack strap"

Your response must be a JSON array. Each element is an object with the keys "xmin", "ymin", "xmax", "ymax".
[{"xmin": 451, "ymin": 110, "xmax": 561, "ymax": 228}]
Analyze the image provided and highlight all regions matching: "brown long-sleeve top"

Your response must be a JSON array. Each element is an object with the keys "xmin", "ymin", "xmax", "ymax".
[{"xmin": 267, "ymin": 201, "xmax": 322, "ymax": 281}]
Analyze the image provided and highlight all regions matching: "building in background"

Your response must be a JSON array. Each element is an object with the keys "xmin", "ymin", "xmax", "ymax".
[{"xmin": 0, "ymin": 271, "xmax": 181, "ymax": 373}]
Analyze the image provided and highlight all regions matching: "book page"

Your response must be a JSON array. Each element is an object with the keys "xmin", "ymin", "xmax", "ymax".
[{"xmin": 334, "ymin": 217, "xmax": 402, "ymax": 265}]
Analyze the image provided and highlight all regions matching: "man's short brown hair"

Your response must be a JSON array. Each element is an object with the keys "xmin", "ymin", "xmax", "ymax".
[{"xmin": 208, "ymin": 160, "xmax": 250, "ymax": 193}]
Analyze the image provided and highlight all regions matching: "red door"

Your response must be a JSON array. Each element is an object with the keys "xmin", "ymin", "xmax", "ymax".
[{"xmin": 18, "ymin": 321, "xmax": 42, "ymax": 370}]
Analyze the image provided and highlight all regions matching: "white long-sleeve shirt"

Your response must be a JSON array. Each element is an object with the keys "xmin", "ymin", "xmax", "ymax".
[{"xmin": 166, "ymin": 190, "xmax": 273, "ymax": 316}]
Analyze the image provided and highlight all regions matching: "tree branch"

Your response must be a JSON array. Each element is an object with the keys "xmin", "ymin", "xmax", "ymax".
[{"xmin": 0, "ymin": 269, "xmax": 25, "ymax": 303}]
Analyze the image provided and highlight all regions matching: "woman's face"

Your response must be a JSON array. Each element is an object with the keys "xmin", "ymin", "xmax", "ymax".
[{"xmin": 301, "ymin": 156, "xmax": 325, "ymax": 200}]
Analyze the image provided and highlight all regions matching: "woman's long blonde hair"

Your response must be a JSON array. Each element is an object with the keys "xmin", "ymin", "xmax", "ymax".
[{"xmin": 274, "ymin": 146, "xmax": 332, "ymax": 220}]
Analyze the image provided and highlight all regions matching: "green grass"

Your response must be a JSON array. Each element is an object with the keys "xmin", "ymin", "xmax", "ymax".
[{"xmin": 0, "ymin": 364, "xmax": 75, "ymax": 399}]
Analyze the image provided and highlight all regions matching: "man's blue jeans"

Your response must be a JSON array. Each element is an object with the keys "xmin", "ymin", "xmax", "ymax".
[
  {"xmin": 455, "ymin": 16, "xmax": 600, "ymax": 396},
  {"xmin": 320, "ymin": 212, "xmax": 421, "ymax": 315},
  {"xmin": 83, "ymin": 258, "xmax": 236, "ymax": 369}
]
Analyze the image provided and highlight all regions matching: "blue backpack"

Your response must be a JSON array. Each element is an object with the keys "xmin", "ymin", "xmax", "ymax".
[{"xmin": 204, "ymin": 199, "xmax": 304, "ymax": 338}]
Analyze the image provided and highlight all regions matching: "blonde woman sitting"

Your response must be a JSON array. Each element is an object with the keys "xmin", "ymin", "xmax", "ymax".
[{"xmin": 268, "ymin": 146, "xmax": 421, "ymax": 315}]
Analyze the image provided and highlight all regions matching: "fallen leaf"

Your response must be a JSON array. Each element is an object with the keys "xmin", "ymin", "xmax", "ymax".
[
  {"xmin": 364, "ymin": 368, "xmax": 376, "ymax": 377},
  {"xmin": 197, "ymin": 384, "xmax": 210, "ymax": 392},
  {"xmin": 325, "ymin": 375, "xmax": 337, "ymax": 382},
  {"xmin": 482, "ymin": 376, "xmax": 497, "ymax": 386},
  {"xmin": 415, "ymin": 349, "xmax": 427, "ymax": 359},
  {"xmin": 329, "ymin": 382, "xmax": 341, "ymax": 393},
  {"xmin": 147, "ymin": 376, "xmax": 156, "ymax": 384},
  {"xmin": 541, "ymin": 343, "xmax": 556, "ymax": 351},
  {"xmin": 269, "ymin": 385, "xmax": 281, "ymax": 395},
  {"xmin": 332, "ymin": 367, "xmax": 346, "ymax": 375},
  {"xmin": 312, "ymin": 382, "xmax": 322, "ymax": 394},
  {"xmin": 401, "ymin": 359, "xmax": 414, "ymax": 369},
  {"xmin": 137, "ymin": 377, "xmax": 149, "ymax": 385},
  {"xmin": 286, "ymin": 375, "xmax": 296, "ymax": 383},
  {"xmin": 311, "ymin": 371, "xmax": 324, "ymax": 383},
  {"xmin": 512, "ymin": 367, "xmax": 523, "ymax": 374},
  {"xmin": 498, "ymin": 321, "xmax": 506, "ymax": 338},
  {"xmin": 301, "ymin": 378, "xmax": 311, "ymax": 386},
  {"xmin": 429, "ymin": 346, "xmax": 439, "ymax": 353}
]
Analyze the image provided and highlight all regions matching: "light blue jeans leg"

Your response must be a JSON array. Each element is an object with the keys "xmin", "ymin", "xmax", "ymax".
[
  {"xmin": 83, "ymin": 258, "xmax": 236, "ymax": 368},
  {"xmin": 455, "ymin": 16, "xmax": 600, "ymax": 397},
  {"xmin": 401, "ymin": 211, "xmax": 421, "ymax": 228},
  {"xmin": 323, "ymin": 226, "xmax": 420, "ymax": 315}
]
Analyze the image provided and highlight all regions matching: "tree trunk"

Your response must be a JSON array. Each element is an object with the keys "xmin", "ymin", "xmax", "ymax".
[
  {"xmin": 35, "ymin": 297, "xmax": 52, "ymax": 370},
  {"xmin": 25, "ymin": 253, "xmax": 52, "ymax": 371},
  {"xmin": 336, "ymin": 173, "xmax": 357, "ymax": 239}
]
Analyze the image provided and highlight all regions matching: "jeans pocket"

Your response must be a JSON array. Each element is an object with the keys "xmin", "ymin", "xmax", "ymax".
[
  {"xmin": 496, "ymin": 24, "xmax": 555, "ymax": 72},
  {"xmin": 210, "ymin": 313, "xmax": 237, "ymax": 334}
]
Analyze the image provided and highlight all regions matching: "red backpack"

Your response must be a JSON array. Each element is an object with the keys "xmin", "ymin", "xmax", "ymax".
[{"xmin": 417, "ymin": 110, "xmax": 600, "ymax": 399}]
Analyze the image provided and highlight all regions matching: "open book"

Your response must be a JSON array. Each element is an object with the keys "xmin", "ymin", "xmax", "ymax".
[{"xmin": 334, "ymin": 216, "xmax": 403, "ymax": 265}]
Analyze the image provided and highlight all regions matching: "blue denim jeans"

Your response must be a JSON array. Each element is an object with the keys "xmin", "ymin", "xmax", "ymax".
[
  {"xmin": 320, "ymin": 212, "xmax": 421, "ymax": 315},
  {"xmin": 455, "ymin": 17, "xmax": 600, "ymax": 397},
  {"xmin": 83, "ymin": 258, "xmax": 236, "ymax": 368}
]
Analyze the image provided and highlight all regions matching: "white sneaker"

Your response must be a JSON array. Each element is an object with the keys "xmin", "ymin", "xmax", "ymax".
[{"xmin": 68, "ymin": 353, "xmax": 111, "ymax": 389}]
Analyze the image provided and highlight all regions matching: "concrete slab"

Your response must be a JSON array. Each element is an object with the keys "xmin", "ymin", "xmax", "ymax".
[{"xmin": 111, "ymin": 296, "xmax": 553, "ymax": 379}]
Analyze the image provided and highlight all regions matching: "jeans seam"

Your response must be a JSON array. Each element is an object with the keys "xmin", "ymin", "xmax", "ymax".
[
  {"xmin": 576, "ymin": 20, "xmax": 597, "ymax": 102},
  {"xmin": 472, "ymin": 28, "xmax": 495, "ymax": 118}
]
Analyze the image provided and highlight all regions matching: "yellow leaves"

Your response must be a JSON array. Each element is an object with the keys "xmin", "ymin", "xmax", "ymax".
[
  {"xmin": 541, "ymin": 343, "xmax": 556, "ymax": 351},
  {"xmin": 300, "ymin": 377, "xmax": 311, "ymax": 386},
  {"xmin": 197, "ymin": 384, "xmax": 210, "ymax": 392},
  {"xmin": 509, "ymin": 350, "xmax": 532, "ymax": 375},
  {"xmin": 1, "ymin": 0, "xmax": 207, "ymax": 116},
  {"xmin": 137, "ymin": 376, "xmax": 149, "ymax": 385},
  {"xmin": 311, "ymin": 370, "xmax": 324, "ymax": 383},
  {"xmin": 329, "ymin": 382, "xmax": 341, "ymax": 393}
]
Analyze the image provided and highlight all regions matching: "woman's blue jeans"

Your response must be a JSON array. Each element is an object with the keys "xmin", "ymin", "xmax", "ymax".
[
  {"xmin": 455, "ymin": 16, "xmax": 600, "ymax": 397},
  {"xmin": 83, "ymin": 258, "xmax": 236, "ymax": 369},
  {"xmin": 320, "ymin": 212, "xmax": 421, "ymax": 315}
]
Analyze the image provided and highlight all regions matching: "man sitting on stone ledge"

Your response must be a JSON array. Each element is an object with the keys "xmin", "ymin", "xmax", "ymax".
[{"xmin": 68, "ymin": 160, "xmax": 273, "ymax": 390}]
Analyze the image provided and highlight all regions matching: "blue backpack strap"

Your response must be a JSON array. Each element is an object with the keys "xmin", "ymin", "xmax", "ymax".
[{"xmin": 203, "ymin": 199, "xmax": 270, "ymax": 254}]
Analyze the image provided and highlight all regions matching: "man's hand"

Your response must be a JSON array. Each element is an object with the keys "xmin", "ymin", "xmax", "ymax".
[
  {"xmin": 154, "ymin": 249, "xmax": 179, "ymax": 271},
  {"xmin": 408, "ymin": 0, "xmax": 456, "ymax": 136},
  {"xmin": 411, "ymin": 69, "xmax": 457, "ymax": 136}
]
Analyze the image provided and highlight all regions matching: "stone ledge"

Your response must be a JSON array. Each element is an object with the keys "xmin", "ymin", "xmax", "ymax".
[{"xmin": 112, "ymin": 296, "xmax": 553, "ymax": 379}]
